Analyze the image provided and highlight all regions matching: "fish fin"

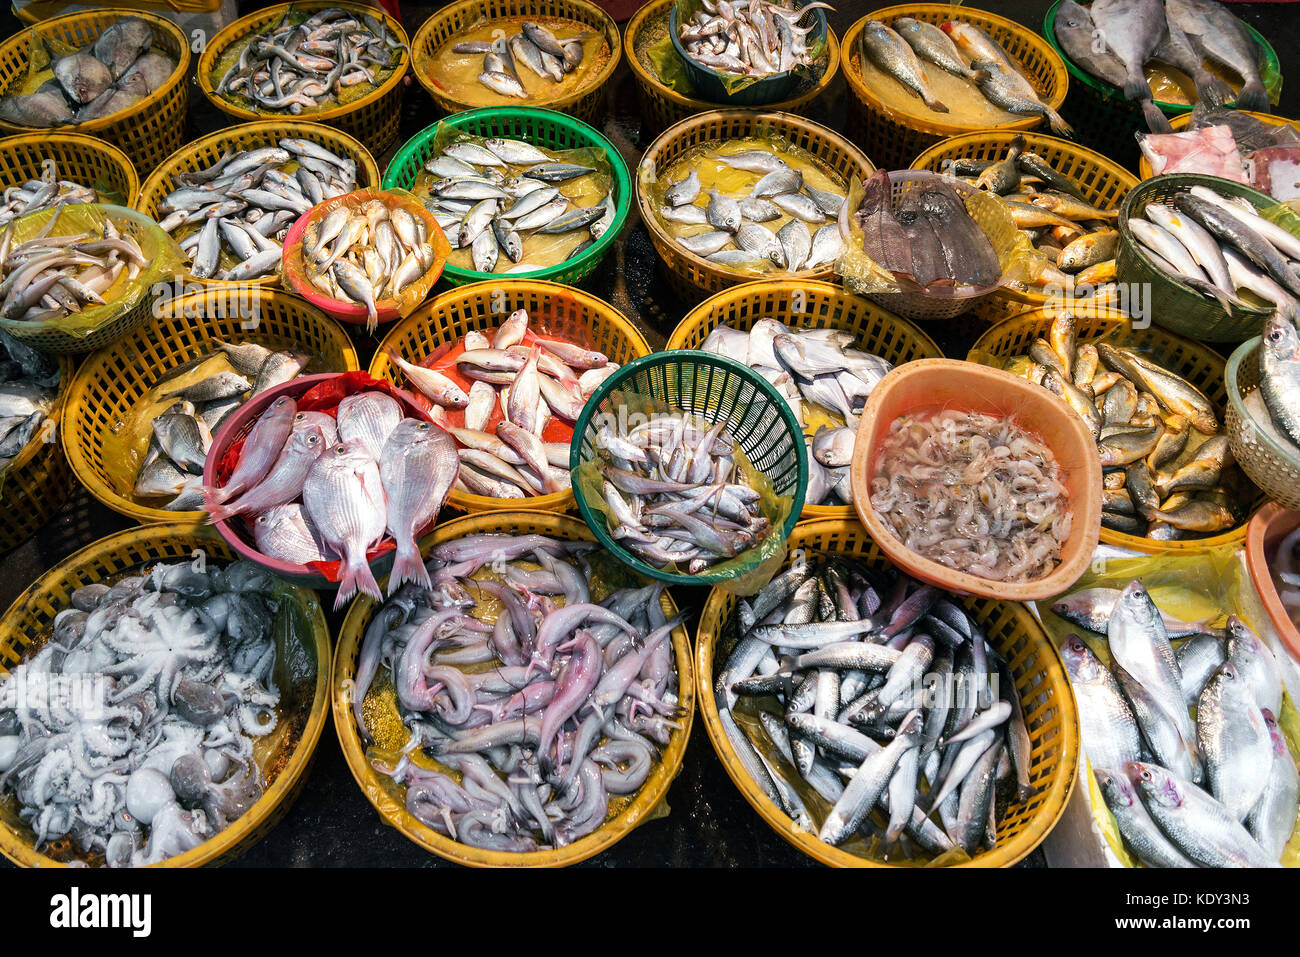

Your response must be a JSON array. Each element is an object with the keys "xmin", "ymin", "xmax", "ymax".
[
  {"xmin": 1045, "ymin": 107, "xmax": 1074, "ymax": 138},
  {"xmin": 203, "ymin": 499, "xmax": 242, "ymax": 525},
  {"xmin": 388, "ymin": 538, "xmax": 432, "ymax": 595},
  {"xmin": 1121, "ymin": 76, "xmax": 1153, "ymax": 104},
  {"xmin": 1140, "ymin": 98, "xmax": 1173, "ymax": 134},
  {"xmin": 1194, "ymin": 72, "xmax": 1234, "ymax": 109},
  {"xmin": 1233, "ymin": 78, "xmax": 1271, "ymax": 114},
  {"xmin": 336, "ymin": 552, "xmax": 382, "ymax": 611},
  {"xmin": 923, "ymin": 93, "xmax": 949, "ymax": 113}
]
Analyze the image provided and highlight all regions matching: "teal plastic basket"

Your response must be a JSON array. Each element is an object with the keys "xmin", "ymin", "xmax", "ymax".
[
  {"xmin": 570, "ymin": 350, "xmax": 808, "ymax": 589},
  {"xmin": 382, "ymin": 106, "xmax": 632, "ymax": 288}
]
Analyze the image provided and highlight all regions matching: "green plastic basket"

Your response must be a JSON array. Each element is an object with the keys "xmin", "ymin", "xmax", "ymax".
[
  {"xmin": 570, "ymin": 349, "xmax": 808, "ymax": 589},
  {"xmin": 1116, "ymin": 173, "xmax": 1284, "ymax": 344},
  {"xmin": 382, "ymin": 106, "xmax": 632, "ymax": 288},
  {"xmin": 1041, "ymin": 0, "xmax": 1283, "ymax": 171}
]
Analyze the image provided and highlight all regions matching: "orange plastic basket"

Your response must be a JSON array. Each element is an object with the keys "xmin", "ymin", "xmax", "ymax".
[{"xmin": 843, "ymin": 6, "xmax": 1069, "ymax": 172}]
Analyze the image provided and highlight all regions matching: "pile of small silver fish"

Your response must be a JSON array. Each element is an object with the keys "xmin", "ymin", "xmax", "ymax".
[
  {"xmin": 133, "ymin": 341, "xmax": 313, "ymax": 512},
  {"xmin": 1057, "ymin": 580, "xmax": 1294, "ymax": 866},
  {"xmin": 0, "ymin": 559, "xmax": 285, "ymax": 867},
  {"xmin": 858, "ymin": 17, "xmax": 1072, "ymax": 134},
  {"xmin": 301, "ymin": 197, "xmax": 436, "ymax": 332},
  {"xmin": 158, "ymin": 138, "xmax": 359, "ymax": 284},
  {"xmin": 661, "ymin": 147, "xmax": 845, "ymax": 272},
  {"xmin": 419, "ymin": 136, "xmax": 614, "ymax": 274},
  {"xmin": 870, "ymin": 409, "xmax": 1072, "ymax": 583},
  {"xmin": 699, "ymin": 318, "xmax": 892, "ymax": 506},
  {"xmin": 206, "ymin": 388, "xmax": 457, "ymax": 610},
  {"xmin": 385, "ymin": 309, "xmax": 611, "ymax": 499},
  {"xmin": 0, "ymin": 17, "xmax": 176, "ymax": 127},
  {"xmin": 676, "ymin": 0, "xmax": 832, "ymax": 78},
  {"xmin": 591, "ymin": 411, "xmax": 774, "ymax": 574},
  {"xmin": 452, "ymin": 21, "xmax": 589, "ymax": 99},
  {"xmin": 1011, "ymin": 311, "xmax": 1247, "ymax": 540},
  {"xmin": 1128, "ymin": 183, "xmax": 1300, "ymax": 312},
  {"xmin": 0, "ymin": 206, "xmax": 143, "ymax": 322},
  {"xmin": 716, "ymin": 553, "xmax": 1035, "ymax": 860},
  {"xmin": 1054, "ymin": 0, "xmax": 1265, "ymax": 135},
  {"xmin": 355, "ymin": 533, "xmax": 683, "ymax": 852},
  {"xmin": 213, "ymin": 6, "xmax": 405, "ymax": 114},
  {"xmin": 0, "ymin": 328, "xmax": 59, "ymax": 475},
  {"xmin": 0, "ymin": 162, "xmax": 99, "ymax": 231},
  {"xmin": 944, "ymin": 134, "xmax": 1122, "ymax": 293}
]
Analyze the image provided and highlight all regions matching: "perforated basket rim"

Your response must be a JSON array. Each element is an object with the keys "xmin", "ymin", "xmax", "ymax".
[
  {"xmin": 1226, "ymin": 335, "xmax": 1300, "ymax": 477},
  {"xmin": 0, "ymin": 131, "xmax": 141, "ymax": 207},
  {"xmin": 569, "ymin": 348, "xmax": 809, "ymax": 587}
]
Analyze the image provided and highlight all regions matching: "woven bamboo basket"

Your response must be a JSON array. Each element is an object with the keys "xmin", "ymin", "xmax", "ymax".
[
  {"xmin": 0, "ymin": 353, "xmax": 75, "ymax": 554},
  {"xmin": 623, "ymin": 0, "xmax": 841, "ymax": 141},
  {"xmin": 370, "ymin": 279, "xmax": 650, "ymax": 514},
  {"xmin": 411, "ymin": 0, "xmax": 621, "ymax": 126},
  {"xmin": 638, "ymin": 110, "xmax": 875, "ymax": 301},
  {"xmin": 1136, "ymin": 110, "xmax": 1300, "ymax": 181},
  {"xmin": 135, "ymin": 120, "xmax": 381, "ymax": 292},
  {"xmin": 911, "ymin": 130, "xmax": 1138, "ymax": 324},
  {"xmin": 843, "ymin": 6, "xmax": 1069, "ymax": 173},
  {"xmin": 0, "ymin": 131, "xmax": 138, "ymax": 209},
  {"xmin": 695, "ymin": 517, "xmax": 1079, "ymax": 868},
  {"xmin": 665, "ymin": 279, "xmax": 943, "ymax": 520},
  {"xmin": 61, "ymin": 288, "xmax": 359, "ymax": 526},
  {"xmin": 0, "ymin": 522, "xmax": 331, "ymax": 868},
  {"xmin": 0, "ymin": 9, "xmax": 190, "ymax": 176},
  {"xmin": 968, "ymin": 303, "xmax": 1253, "ymax": 554},
  {"xmin": 332, "ymin": 509, "xmax": 695, "ymax": 868},
  {"xmin": 197, "ymin": 2, "xmax": 410, "ymax": 160}
]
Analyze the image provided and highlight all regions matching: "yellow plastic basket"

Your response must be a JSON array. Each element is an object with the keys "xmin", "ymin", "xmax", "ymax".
[
  {"xmin": 0, "ymin": 9, "xmax": 191, "ymax": 176},
  {"xmin": 0, "ymin": 131, "xmax": 139, "ymax": 208},
  {"xmin": 197, "ymin": 2, "xmax": 410, "ymax": 160},
  {"xmin": 624, "ymin": 0, "xmax": 841, "ymax": 142},
  {"xmin": 843, "ymin": 6, "xmax": 1069, "ymax": 172},
  {"xmin": 968, "ymin": 303, "xmax": 1249, "ymax": 554},
  {"xmin": 62, "ymin": 287, "xmax": 359, "ymax": 526},
  {"xmin": 369, "ymin": 278, "xmax": 651, "ymax": 514},
  {"xmin": 13, "ymin": 0, "xmax": 221, "ymax": 24},
  {"xmin": 135, "ymin": 120, "xmax": 382, "ymax": 291},
  {"xmin": 332, "ymin": 509, "xmax": 695, "ymax": 867},
  {"xmin": 638, "ymin": 110, "xmax": 875, "ymax": 302},
  {"xmin": 1136, "ymin": 109, "xmax": 1300, "ymax": 180},
  {"xmin": 911, "ymin": 130, "xmax": 1138, "ymax": 324},
  {"xmin": 695, "ymin": 517, "xmax": 1079, "ymax": 868},
  {"xmin": 411, "ymin": 0, "xmax": 621, "ymax": 126},
  {"xmin": 0, "ymin": 353, "xmax": 75, "ymax": 554},
  {"xmin": 665, "ymin": 279, "xmax": 943, "ymax": 520},
  {"xmin": 0, "ymin": 521, "xmax": 331, "ymax": 868}
]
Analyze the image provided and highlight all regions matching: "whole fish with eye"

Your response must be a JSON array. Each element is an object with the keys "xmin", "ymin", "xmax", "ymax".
[
  {"xmin": 0, "ymin": 161, "xmax": 99, "ymax": 231},
  {"xmin": 300, "ymin": 196, "xmax": 438, "ymax": 332},
  {"xmin": 0, "ymin": 329, "xmax": 58, "ymax": 476},
  {"xmin": 939, "ymin": 20, "xmax": 1073, "ymax": 136},
  {"xmin": 447, "ymin": 19, "xmax": 593, "ymax": 99},
  {"xmin": 355, "ymin": 532, "xmax": 682, "ymax": 852},
  {"xmin": 656, "ymin": 136, "xmax": 846, "ymax": 275},
  {"xmin": 0, "ymin": 16, "xmax": 177, "ymax": 127},
  {"xmin": 677, "ymin": 0, "xmax": 833, "ymax": 79},
  {"xmin": 1005, "ymin": 310, "xmax": 1248, "ymax": 540},
  {"xmin": 716, "ymin": 550, "xmax": 1034, "ymax": 861},
  {"xmin": 130, "ymin": 340, "xmax": 312, "ymax": 511},
  {"xmin": 213, "ymin": 6, "xmax": 406, "ymax": 114},
  {"xmin": 415, "ymin": 135, "xmax": 614, "ymax": 276},
  {"xmin": 158, "ymin": 138, "xmax": 359, "ymax": 283},
  {"xmin": 699, "ymin": 318, "xmax": 893, "ymax": 505}
]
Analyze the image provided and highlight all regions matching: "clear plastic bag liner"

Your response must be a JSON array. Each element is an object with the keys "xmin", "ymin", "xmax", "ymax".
[
  {"xmin": 1035, "ymin": 542, "xmax": 1300, "ymax": 868},
  {"xmin": 0, "ymin": 203, "xmax": 184, "ymax": 340},
  {"xmin": 574, "ymin": 391, "xmax": 794, "ymax": 596}
]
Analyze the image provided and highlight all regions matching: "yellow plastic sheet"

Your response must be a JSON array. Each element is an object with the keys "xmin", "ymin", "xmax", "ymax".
[{"xmin": 1038, "ymin": 543, "xmax": 1300, "ymax": 868}]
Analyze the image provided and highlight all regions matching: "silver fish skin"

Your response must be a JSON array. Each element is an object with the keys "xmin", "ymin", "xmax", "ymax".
[
  {"xmin": 777, "ymin": 219, "xmax": 812, "ymax": 273},
  {"xmin": 820, "ymin": 710, "xmax": 923, "ymax": 845},
  {"xmin": 337, "ymin": 391, "xmax": 402, "ymax": 461},
  {"xmin": 254, "ymin": 501, "xmax": 334, "ymax": 564},
  {"xmin": 208, "ymin": 424, "xmax": 326, "ymax": 524},
  {"xmin": 1108, "ymin": 581, "xmax": 1201, "ymax": 781},
  {"xmin": 1175, "ymin": 631, "xmax": 1226, "ymax": 706},
  {"xmin": 1061, "ymin": 635, "xmax": 1144, "ymax": 774},
  {"xmin": 858, "ymin": 19, "xmax": 948, "ymax": 112},
  {"xmin": 1094, "ymin": 767, "xmax": 1198, "ymax": 868},
  {"xmin": 1198, "ymin": 662, "xmax": 1273, "ymax": 823},
  {"xmin": 893, "ymin": 16, "xmax": 974, "ymax": 78},
  {"xmin": 1226, "ymin": 616, "xmax": 1282, "ymax": 715},
  {"xmin": 1052, "ymin": 586, "xmax": 1218, "ymax": 638},
  {"xmin": 1089, "ymin": 0, "xmax": 1167, "ymax": 105},
  {"xmin": 380, "ymin": 419, "xmax": 458, "ymax": 594},
  {"xmin": 207, "ymin": 394, "xmax": 296, "ymax": 504},
  {"xmin": 665, "ymin": 170, "xmax": 701, "ymax": 207},
  {"xmin": 1165, "ymin": 0, "xmax": 1270, "ymax": 113},
  {"xmin": 303, "ymin": 439, "xmax": 387, "ymax": 609},
  {"xmin": 1114, "ymin": 660, "xmax": 1198, "ymax": 784},
  {"xmin": 1259, "ymin": 310, "xmax": 1300, "ymax": 449},
  {"xmin": 1130, "ymin": 761, "xmax": 1279, "ymax": 867},
  {"xmin": 1248, "ymin": 709, "xmax": 1298, "ymax": 862}
]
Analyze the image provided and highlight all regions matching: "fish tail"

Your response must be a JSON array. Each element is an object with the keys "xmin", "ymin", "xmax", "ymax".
[
  {"xmin": 203, "ymin": 498, "xmax": 242, "ymax": 525},
  {"xmin": 388, "ymin": 535, "xmax": 431, "ymax": 595},
  {"xmin": 1121, "ymin": 76, "xmax": 1152, "ymax": 104},
  {"xmin": 1195, "ymin": 72, "xmax": 1233, "ymax": 109},
  {"xmin": 336, "ymin": 551, "xmax": 382, "ymax": 610},
  {"xmin": 201, "ymin": 482, "xmax": 236, "ymax": 511},
  {"xmin": 922, "ymin": 91, "xmax": 949, "ymax": 113},
  {"xmin": 1045, "ymin": 106, "xmax": 1074, "ymax": 138},
  {"xmin": 1234, "ymin": 78, "xmax": 1271, "ymax": 114},
  {"xmin": 1140, "ymin": 98, "xmax": 1172, "ymax": 134}
]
